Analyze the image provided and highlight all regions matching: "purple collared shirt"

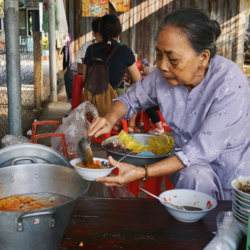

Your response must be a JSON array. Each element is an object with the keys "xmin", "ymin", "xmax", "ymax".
[{"xmin": 115, "ymin": 55, "xmax": 250, "ymax": 191}]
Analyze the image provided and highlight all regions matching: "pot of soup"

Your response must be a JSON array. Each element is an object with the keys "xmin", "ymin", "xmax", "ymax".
[{"xmin": 0, "ymin": 162, "xmax": 89, "ymax": 250}]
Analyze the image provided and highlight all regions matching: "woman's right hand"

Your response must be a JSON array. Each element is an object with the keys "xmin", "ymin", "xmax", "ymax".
[{"xmin": 87, "ymin": 116, "xmax": 115, "ymax": 138}]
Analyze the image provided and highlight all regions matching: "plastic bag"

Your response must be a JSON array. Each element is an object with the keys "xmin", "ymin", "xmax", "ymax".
[
  {"xmin": 203, "ymin": 211, "xmax": 243, "ymax": 250},
  {"xmin": 51, "ymin": 101, "xmax": 98, "ymax": 155},
  {"xmin": 1, "ymin": 135, "xmax": 32, "ymax": 148},
  {"xmin": 117, "ymin": 130, "xmax": 150, "ymax": 153},
  {"xmin": 112, "ymin": 139, "xmax": 126, "ymax": 149},
  {"xmin": 82, "ymin": 181, "xmax": 135, "ymax": 198},
  {"xmin": 148, "ymin": 134, "xmax": 174, "ymax": 155}
]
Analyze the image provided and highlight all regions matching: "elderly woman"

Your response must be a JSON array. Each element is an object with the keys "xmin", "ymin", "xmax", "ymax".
[{"xmin": 88, "ymin": 8, "xmax": 250, "ymax": 200}]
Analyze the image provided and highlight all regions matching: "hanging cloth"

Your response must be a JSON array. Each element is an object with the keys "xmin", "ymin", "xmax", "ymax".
[{"xmin": 61, "ymin": 41, "xmax": 72, "ymax": 70}]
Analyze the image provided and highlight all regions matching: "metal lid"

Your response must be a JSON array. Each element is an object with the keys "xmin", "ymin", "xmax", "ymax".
[{"xmin": 0, "ymin": 143, "xmax": 72, "ymax": 168}]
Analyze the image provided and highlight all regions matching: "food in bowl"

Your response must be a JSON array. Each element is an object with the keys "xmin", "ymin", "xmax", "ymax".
[
  {"xmin": 0, "ymin": 193, "xmax": 73, "ymax": 212},
  {"xmin": 70, "ymin": 157, "xmax": 116, "ymax": 181},
  {"xmin": 77, "ymin": 148, "xmax": 107, "ymax": 169},
  {"xmin": 104, "ymin": 130, "xmax": 174, "ymax": 155},
  {"xmin": 76, "ymin": 161, "xmax": 103, "ymax": 169},
  {"xmin": 234, "ymin": 176, "xmax": 250, "ymax": 193},
  {"xmin": 159, "ymin": 189, "xmax": 217, "ymax": 222},
  {"xmin": 231, "ymin": 177, "xmax": 250, "ymax": 200}
]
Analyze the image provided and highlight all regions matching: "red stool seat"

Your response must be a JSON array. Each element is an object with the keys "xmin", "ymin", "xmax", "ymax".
[
  {"xmin": 126, "ymin": 175, "xmax": 173, "ymax": 198},
  {"xmin": 136, "ymin": 60, "xmax": 142, "ymax": 72}
]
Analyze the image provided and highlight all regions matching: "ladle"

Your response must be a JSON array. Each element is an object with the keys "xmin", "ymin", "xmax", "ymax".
[
  {"xmin": 77, "ymin": 137, "xmax": 94, "ymax": 166},
  {"xmin": 139, "ymin": 186, "xmax": 203, "ymax": 211},
  {"xmin": 77, "ymin": 137, "xmax": 133, "ymax": 167}
]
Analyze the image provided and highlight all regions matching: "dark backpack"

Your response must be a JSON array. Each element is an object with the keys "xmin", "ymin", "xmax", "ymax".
[{"xmin": 82, "ymin": 44, "xmax": 123, "ymax": 117}]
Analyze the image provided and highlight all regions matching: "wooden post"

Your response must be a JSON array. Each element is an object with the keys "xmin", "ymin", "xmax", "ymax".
[
  {"xmin": 33, "ymin": 31, "xmax": 43, "ymax": 111},
  {"xmin": 235, "ymin": 0, "xmax": 250, "ymax": 69}
]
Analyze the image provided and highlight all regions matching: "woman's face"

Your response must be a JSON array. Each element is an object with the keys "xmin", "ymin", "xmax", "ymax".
[{"xmin": 156, "ymin": 26, "xmax": 207, "ymax": 88}]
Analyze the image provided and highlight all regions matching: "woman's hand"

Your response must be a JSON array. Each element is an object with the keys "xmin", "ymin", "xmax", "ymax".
[
  {"xmin": 88, "ymin": 117, "xmax": 115, "ymax": 138},
  {"xmin": 88, "ymin": 101, "xmax": 128, "ymax": 138},
  {"xmin": 95, "ymin": 156, "xmax": 144, "ymax": 187}
]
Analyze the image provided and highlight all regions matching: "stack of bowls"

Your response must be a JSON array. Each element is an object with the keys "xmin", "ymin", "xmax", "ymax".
[{"xmin": 231, "ymin": 178, "xmax": 250, "ymax": 236}]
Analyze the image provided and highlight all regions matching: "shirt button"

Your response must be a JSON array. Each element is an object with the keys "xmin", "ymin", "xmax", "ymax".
[
  {"xmin": 183, "ymin": 139, "xmax": 187, "ymax": 143},
  {"xmin": 188, "ymin": 98, "xmax": 192, "ymax": 101},
  {"xmin": 182, "ymin": 119, "xmax": 186, "ymax": 123}
]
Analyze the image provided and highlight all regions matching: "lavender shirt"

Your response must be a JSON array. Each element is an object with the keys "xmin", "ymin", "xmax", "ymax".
[{"xmin": 115, "ymin": 55, "xmax": 250, "ymax": 192}]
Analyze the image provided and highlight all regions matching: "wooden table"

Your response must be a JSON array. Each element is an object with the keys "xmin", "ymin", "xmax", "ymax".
[{"xmin": 59, "ymin": 198, "xmax": 246, "ymax": 250}]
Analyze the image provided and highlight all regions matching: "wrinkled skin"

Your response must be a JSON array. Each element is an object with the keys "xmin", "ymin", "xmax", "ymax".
[{"xmin": 156, "ymin": 26, "xmax": 210, "ymax": 91}]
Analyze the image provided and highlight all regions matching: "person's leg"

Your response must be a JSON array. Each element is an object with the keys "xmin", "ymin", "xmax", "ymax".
[
  {"xmin": 64, "ymin": 70, "xmax": 77, "ymax": 103},
  {"xmin": 146, "ymin": 106, "xmax": 164, "ymax": 134},
  {"xmin": 128, "ymin": 114, "xmax": 141, "ymax": 133},
  {"xmin": 169, "ymin": 164, "xmax": 225, "ymax": 200}
]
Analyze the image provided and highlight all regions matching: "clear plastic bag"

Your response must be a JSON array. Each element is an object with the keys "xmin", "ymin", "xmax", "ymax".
[
  {"xmin": 82, "ymin": 181, "xmax": 135, "ymax": 198},
  {"xmin": 203, "ymin": 211, "xmax": 243, "ymax": 250},
  {"xmin": 1, "ymin": 135, "xmax": 32, "ymax": 148},
  {"xmin": 51, "ymin": 101, "xmax": 98, "ymax": 155}
]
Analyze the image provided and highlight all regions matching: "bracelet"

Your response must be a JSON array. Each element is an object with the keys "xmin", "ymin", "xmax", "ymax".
[{"xmin": 142, "ymin": 164, "xmax": 148, "ymax": 182}]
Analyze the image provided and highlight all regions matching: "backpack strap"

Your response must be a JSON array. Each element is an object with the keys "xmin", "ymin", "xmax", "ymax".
[
  {"xmin": 104, "ymin": 44, "xmax": 121, "ymax": 64},
  {"xmin": 114, "ymin": 78, "xmax": 124, "ymax": 90}
]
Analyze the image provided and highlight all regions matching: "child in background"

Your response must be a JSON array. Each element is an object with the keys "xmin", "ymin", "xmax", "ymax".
[{"xmin": 141, "ymin": 59, "xmax": 165, "ymax": 135}]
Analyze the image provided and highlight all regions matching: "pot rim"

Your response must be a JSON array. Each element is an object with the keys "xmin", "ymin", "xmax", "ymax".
[{"xmin": 101, "ymin": 134, "xmax": 170, "ymax": 159}]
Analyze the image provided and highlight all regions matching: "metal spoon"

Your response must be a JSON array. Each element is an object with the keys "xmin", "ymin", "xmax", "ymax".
[
  {"xmin": 77, "ymin": 137, "xmax": 133, "ymax": 167},
  {"xmin": 77, "ymin": 137, "xmax": 94, "ymax": 166},
  {"xmin": 139, "ymin": 186, "xmax": 203, "ymax": 211}
]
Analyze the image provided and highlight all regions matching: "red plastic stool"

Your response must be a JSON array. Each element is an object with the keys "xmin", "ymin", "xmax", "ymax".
[
  {"xmin": 33, "ymin": 133, "xmax": 78, "ymax": 160},
  {"xmin": 126, "ymin": 175, "xmax": 173, "ymax": 198},
  {"xmin": 135, "ymin": 111, "xmax": 143, "ymax": 126},
  {"xmin": 165, "ymin": 175, "xmax": 174, "ymax": 191},
  {"xmin": 31, "ymin": 121, "xmax": 61, "ymax": 141},
  {"xmin": 136, "ymin": 60, "xmax": 142, "ymax": 72},
  {"xmin": 72, "ymin": 74, "xmax": 84, "ymax": 110},
  {"xmin": 143, "ymin": 110, "xmax": 171, "ymax": 133}
]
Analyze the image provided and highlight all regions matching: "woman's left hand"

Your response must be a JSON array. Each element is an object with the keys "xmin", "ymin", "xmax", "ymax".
[{"xmin": 95, "ymin": 156, "xmax": 144, "ymax": 187}]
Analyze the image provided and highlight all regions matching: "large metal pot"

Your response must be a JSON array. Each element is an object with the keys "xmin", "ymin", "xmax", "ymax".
[
  {"xmin": 0, "ymin": 143, "xmax": 71, "ymax": 168},
  {"xmin": 101, "ymin": 134, "xmax": 170, "ymax": 166},
  {"xmin": 0, "ymin": 163, "xmax": 89, "ymax": 250}
]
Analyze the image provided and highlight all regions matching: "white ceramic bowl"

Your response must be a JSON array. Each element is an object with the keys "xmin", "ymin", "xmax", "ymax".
[
  {"xmin": 232, "ymin": 213, "xmax": 248, "ymax": 236},
  {"xmin": 231, "ymin": 179, "xmax": 250, "ymax": 200},
  {"xmin": 232, "ymin": 208, "xmax": 248, "ymax": 226},
  {"xmin": 70, "ymin": 157, "xmax": 116, "ymax": 181},
  {"xmin": 232, "ymin": 202, "xmax": 249, "ymax": 220},
  {"xmin": 233, "ymin": 197, "xmax": 250, "ymax": 216},
  {"xmin": 234, "ymin": 191, "xmax": 250, "ymax": 205},
  {"xmin": 233, "ymin": 194, "xmax": 250, "ymax": 209},
  {"xmin": 159, "ymin": 189, "xmax": 217, "ymax": 222}
]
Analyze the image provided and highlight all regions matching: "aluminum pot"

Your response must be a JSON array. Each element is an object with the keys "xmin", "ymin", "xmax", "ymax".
[
  {"xmin": 101, "ymin": 134, "xmax": 170, "ymax": 166},
  {"xmin": 0, "ymin": 163, "xmax": 89, "ymax": 250},
  {"xmin": 0, "ymin": 143, "xmax": 71, "ymax": 168}
]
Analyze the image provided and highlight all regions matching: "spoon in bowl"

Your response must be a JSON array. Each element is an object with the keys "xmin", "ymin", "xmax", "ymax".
[{"xmin": 139, "ymin": 186, "xmax": 203, "ymax": 211}]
